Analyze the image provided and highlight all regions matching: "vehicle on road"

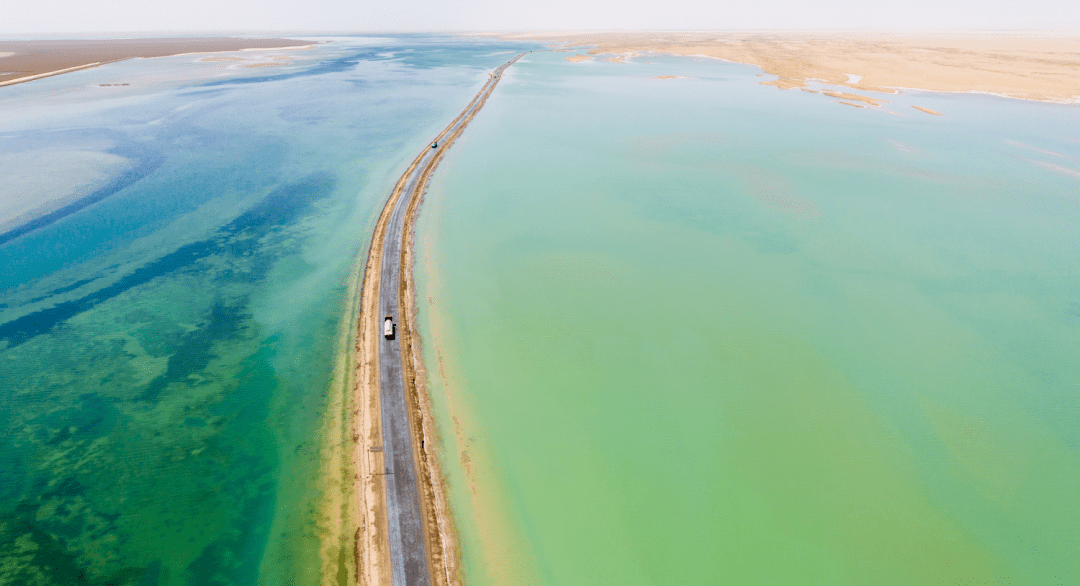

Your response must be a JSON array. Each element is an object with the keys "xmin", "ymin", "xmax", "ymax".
[{"xmin": 384, "ymin": 315, "xmax": 395, "ymax": 339}]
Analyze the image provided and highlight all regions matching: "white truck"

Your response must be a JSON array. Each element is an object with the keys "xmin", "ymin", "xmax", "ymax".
[{"xmin": 383, "ymin": 315, "xmax": 394, "ymax": 339}]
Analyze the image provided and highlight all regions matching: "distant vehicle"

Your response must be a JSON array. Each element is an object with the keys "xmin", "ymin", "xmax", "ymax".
[
  {"xmin": 431, "ymin": 142, "xmax": 438, "ymax": 149},
  {"xmin": 384, "ymin": 315, "xmax": 395, "ymax": 339}
]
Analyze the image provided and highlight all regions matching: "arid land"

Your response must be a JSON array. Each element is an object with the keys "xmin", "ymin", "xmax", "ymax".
[
  {"xmin": 503, "ymin": 32, "xmax": 1080, "ymax": 103},
  {"xmin": 0, "ymin": 37, "xmax": 312, "ymax": 87}
]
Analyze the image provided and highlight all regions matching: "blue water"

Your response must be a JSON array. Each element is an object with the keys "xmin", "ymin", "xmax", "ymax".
[{"xmin": 0, "ymin": 35, "xmax": 534, "ymax": 586}]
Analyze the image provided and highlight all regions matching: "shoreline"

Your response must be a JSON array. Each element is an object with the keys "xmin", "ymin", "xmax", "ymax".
[
  {"xmin": 0, "ymin": 61, "xmax": 107, "ymax": 88},
  {"xmin": 499, "ymin": 32, "xmax": 1080, "ymax": 104},
  {"xmin": 0, "ymin": 37, "xmax": 315, "ymax": 87},
  {"xmin": 316, "ymin": 243, "xmax": 369, "ymax": 585}
]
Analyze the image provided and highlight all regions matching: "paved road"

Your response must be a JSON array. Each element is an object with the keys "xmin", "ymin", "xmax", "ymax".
[{"xmin": 377, "ymin": 54, "xmax": 522, "ymax": 586}]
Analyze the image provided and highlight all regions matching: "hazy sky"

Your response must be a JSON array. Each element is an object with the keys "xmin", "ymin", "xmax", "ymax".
[{"xmin": 4, "ymin": 0, "xmax": 1079, "ymax": 35}]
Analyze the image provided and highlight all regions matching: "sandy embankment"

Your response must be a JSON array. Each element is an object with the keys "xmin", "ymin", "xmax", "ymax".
[
  {"xmin": 505, "ymin": 32, "xmax": 1080, "ymax": 104},
  {"xmin": 330, "ymin": 125, "xmax": 445, "ymax": 586},
  {"xmin": 331, "ymin": 54, "xmax": 522, "ymax": 586},
  {"xmin": 394, "ymin": 57, "xmax": 524, "ymax": 586},
  {"xmin": 320, "ymin": 94, "xmax": 460, "ymax": 586},
  {"xmin": 0, "ymin": 37, "xmax": 313, "ymax": 87}
]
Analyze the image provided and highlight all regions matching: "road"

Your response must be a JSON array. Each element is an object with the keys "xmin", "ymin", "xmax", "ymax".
[{"xmin": 376, "ymin": 54, "xmax": 523, "ymax": 586}]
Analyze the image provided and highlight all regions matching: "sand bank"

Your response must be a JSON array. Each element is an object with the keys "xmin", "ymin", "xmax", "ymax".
[
  {"xmin": 316, "ymin": 249, "xmax": 386, "ymax": 586},
  {"xmin": 0, "ymin": 37, "xmax": 313, "ymax": 87},
  {"xmin": 912, "ymin": 105, "xmax": 942, "ymax": 116},
  {"xmin": 503, "ymin": 32, "xmax": 1080, "ymax": 103},
  {"xmin": 822, "ymin": 90, "xmax": 888, "ymax": 107},
  {"xmin": 565, "ymin": 54, "xmax": 593, "ymax": 62}
]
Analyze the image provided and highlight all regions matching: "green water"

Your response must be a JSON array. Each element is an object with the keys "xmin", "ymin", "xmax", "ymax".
[
  {"xmin": 415, "ymin": 52, "xmax": 1080, "ymax": 585},
  {"xmin": 0, "ymin": 37, "xmax": 535, "ymax": 585}
]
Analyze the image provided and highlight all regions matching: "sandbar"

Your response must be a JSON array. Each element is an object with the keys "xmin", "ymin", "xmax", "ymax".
[
  {"xmin": 822, "ymin": 90, "xmax": 888, "ymax": 107},
  {"xmin": 912, "ymin": 105, "xmax": 942, "ymax": 116},
  {"xmin": 504, "ymin": 32, "xmax": 1080, "ymax": 103},
  {"xmin": 0, "ymin": 37, "xmax": 313, "ymax": 87},
  {"xmin": 565, "ymin": 54, "xmax": 593, "ymax": 62}
]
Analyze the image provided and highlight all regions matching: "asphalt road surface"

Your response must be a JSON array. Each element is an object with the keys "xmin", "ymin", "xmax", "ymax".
[{"xmin": 377, "ymin": 54, "xmax": 522, "ymax": 586}]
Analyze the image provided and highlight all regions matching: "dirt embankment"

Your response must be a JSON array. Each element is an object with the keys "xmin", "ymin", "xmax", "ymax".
[
  {"xmin": 339, "ymin": 83, "xmax": 465, "ymax": 586},
  {"xmin": 344, "ymin": 54, "xmax": 523, "ymax": 586},
  {"xmin": 396, "ymin": 55, "xmax": 523, "ymax": 586}
]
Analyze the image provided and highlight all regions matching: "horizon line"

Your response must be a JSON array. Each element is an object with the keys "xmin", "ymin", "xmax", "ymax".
[{"xmin": 2, "ymin": 27, "xmax": 1080, "ymax": 39}]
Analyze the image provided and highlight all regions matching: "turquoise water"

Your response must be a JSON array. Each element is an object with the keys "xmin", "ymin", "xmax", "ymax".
[
  {"xmin": 415, "ymin": 52, "xmax": 1080, "ymax": 585},
  {"xmin": 0, "ymin": 36, "xmax": 533, "ymax": 585}
]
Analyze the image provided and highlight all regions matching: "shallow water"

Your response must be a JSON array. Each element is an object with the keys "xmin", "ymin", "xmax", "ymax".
[
  {"xmin": 0, "ymin": 36, "xmax": 532, "ymax": 585},
  {"xmin": 416, "ymin": 52, "xmax": 1080, "ymax": 585}
]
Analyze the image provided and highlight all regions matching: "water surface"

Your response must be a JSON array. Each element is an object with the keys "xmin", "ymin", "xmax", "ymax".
[
  {"xmin": 416, "ymin": 51, "xmax": 1080, "ymax": 585},
  {"xmin": 0, "ymin": 35, "xmax": 532, "ymax": 585}
]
